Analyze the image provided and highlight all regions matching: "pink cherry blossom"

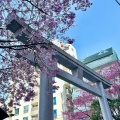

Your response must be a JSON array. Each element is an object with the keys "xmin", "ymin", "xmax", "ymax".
[
  {"xmin": 0, "ymin": 0, "xmax": 92, "ymax": 111},
  {"xmin": 63, "ymin": 60, "xmax": 120, "ymax": 119}
]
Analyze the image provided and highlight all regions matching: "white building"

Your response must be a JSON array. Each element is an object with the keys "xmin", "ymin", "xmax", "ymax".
[{"xmin": 7, "ymin": 40, "xmax": 77, "ymax": 120}]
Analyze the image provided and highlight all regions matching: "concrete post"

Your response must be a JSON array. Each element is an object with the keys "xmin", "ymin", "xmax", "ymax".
[
  {"xmin": 97, "ymin": 82, "xmax": 113, "ymax": 120},
  {"xmin": 38, "ymin": 73, "xmax": 53, "ymax": 120}
]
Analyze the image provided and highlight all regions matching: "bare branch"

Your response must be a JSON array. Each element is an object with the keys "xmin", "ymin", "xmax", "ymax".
[
  {"xmin": 115, "ymin": 0, "xmax": 120, "ymax": 6},
  {"xmin": 0, "ymin": 42, "xmax": 53, "ymax": 49},
  {"xmin": 0, "ymin": 40, "xmax": 16, "ymax": 42},
  {"xmin": 23, "ymin": 0, "xmax": 48, "ymax": 15}
]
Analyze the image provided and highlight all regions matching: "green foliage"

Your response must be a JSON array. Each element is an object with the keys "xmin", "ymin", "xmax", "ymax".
[
  {"xmin": 89, "ymin": 100, "xmax": 102, "ymax": 120},
  {"xmin": 9, "ymin": 114, "xmax": 14, "ymax": 117},
  {"xmin": 109, "ymin": 97, "xmax": 120, "ymax": 120},
  {"xmin": 90, "ymin": 97, "xmax": 120, "ymax": 120}
]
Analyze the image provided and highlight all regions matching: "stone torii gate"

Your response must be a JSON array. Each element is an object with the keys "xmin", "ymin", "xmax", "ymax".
[{"xmin": 7, "ymin": 17, "xmax": 113, "ymax": 120}]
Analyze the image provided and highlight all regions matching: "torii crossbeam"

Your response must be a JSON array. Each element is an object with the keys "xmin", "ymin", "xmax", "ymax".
[{"xmin": 6, "ymin": 17, "xmax": 113, "ymax": 120}]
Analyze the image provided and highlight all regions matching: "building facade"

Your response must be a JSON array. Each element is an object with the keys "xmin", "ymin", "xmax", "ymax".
[
  {"xmin": 81, "ymin": 47, "xmax": 119, "ymax": 70},
  {"xmin": 71, "ymin": 47, "xmax": 119, "ymax": 119},
  {"xmin": 7, "ymin": 40, "xmax": 77, "ymax": 120}
]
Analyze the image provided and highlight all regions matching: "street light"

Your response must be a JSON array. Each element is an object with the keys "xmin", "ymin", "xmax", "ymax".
[{"xmin": 115, "ymin": 0, "xmax": 120, "ymax": 5}]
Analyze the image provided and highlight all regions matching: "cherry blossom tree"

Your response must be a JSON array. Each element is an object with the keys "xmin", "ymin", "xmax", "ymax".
[
  {"xmin": 97, "ymin": 60, "xmax": 120, "ymax": 97},
  {"xmin": 0, "ymin": 0, "xmax": 92, "ymax": 112},
  {"xmin": 63, "ymin": 60, "xmax": 120, "ymax": 120},
  {"xmin": 63, "ymin": 91, "xmax": 93, "ymax": 120}
]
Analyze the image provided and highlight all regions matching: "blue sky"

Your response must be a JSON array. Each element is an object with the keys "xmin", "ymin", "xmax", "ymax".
[{"xmin": 65, "ymin": 0, "xmax": 120, "ymax": 60}]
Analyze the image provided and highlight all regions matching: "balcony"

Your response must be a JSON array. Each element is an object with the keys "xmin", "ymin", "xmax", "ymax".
[
  {"xmin": 31, "ymin": 117, "xmax": 38, "ymax": 120},
  {"xmin": 67, "ymin": 105, "xmax": 73, "ymax": 111},
  {"xmin": 31, "ymin": 96, "xmax": 38, "ymax": 103},
  {"xmin": 31, "ymin": 106, "xmax": 38, "ymax": 111},
  {"xmin": 31, "ymin": 103, "xmax": 38, "ymax": 116},
  {"xmin": 66, "ymin": 89, "xmax": 72, "ymax": 97},
  {"xmin": 31, "ymin": 115, "xmax": 38, "ymax": 120}
]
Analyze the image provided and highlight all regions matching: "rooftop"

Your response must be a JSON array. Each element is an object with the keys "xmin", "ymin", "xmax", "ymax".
[{"xmin": 80, "ymin": 47, "xmax": 118, "ymax": 64}]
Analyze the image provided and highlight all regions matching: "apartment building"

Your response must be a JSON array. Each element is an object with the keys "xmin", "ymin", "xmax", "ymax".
[
  {"xmin": 7, "ymin": 40, "xmax": 77, "ymax": 120},
  {"xmin": 51, "ymin": 39, "xmax": 77, "ymax": 120}
]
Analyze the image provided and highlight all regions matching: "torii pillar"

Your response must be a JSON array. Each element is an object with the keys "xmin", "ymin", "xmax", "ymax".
[{"xmin": 38, "ymin": 74, "xmax": 53, "ymax": 120}]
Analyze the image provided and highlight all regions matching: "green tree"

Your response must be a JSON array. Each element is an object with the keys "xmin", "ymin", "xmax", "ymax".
[{"xmin": 90, "ymin": 97, "xmax": 120, "ymax": 120}]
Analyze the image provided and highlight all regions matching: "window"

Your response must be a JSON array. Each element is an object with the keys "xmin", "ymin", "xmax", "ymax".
[
  {"xmin": 53, "ymin": 89, "xmax": 55, "ymax": 93},
  {"xmin": 24, "ymin": 99, "xmax": 27, "ymax": 103},
  {"xmin": 52, "ymin": 77, "xmax": 56, "ymax": 93},
  {"xmin": 15, "ymin": 108, "xmax": 19, "ymax": 115},
  {"xmin": 24, "ymin": 105, "xmax": 29, "ymax": 113},
  {"xmin": 52, "ymin": 77, "xmax": 55, "ymax": 81},
  {"xmin": 53, "ymin": 97, "xmax": 56, "ymax": 105},
  {"xmin": 17, "ymin": 100, "xmax": 20, "ymax": 104},
  {"xmin": 53, "ymin": 110, "xmax": 57, "ymax": 118},
  {"xmin": 23, "ymin": 117, "xmax": 28, "ymax": 120}
]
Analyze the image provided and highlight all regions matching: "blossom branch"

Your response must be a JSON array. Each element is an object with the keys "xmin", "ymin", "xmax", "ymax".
[{"xmin": 23, "ymin": 0, "xmax": 48, "ymax": 15}]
